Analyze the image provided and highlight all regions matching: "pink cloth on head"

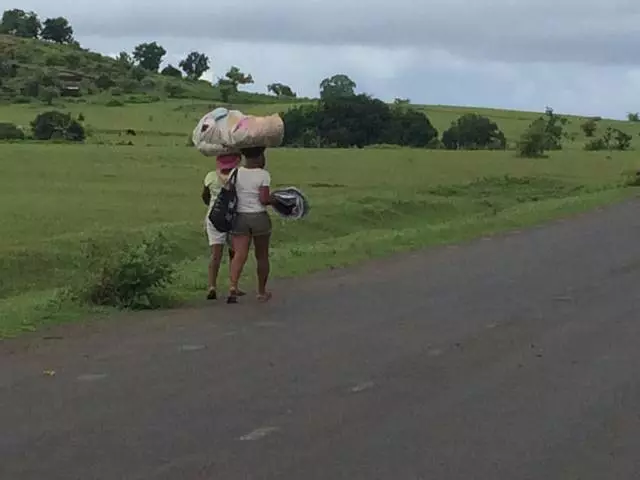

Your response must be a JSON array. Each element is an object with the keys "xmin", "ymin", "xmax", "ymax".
[{"xmin": 216, "ymin": 154, "xmax": 241, "ymax": 169}]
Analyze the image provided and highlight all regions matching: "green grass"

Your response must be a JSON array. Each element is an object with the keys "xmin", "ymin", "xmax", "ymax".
[
  {"xmin": 4, "ymin": 100, "xmax": 640, "ymax": 150},
  {"xmin": 0, "ymin": 141, "xmax": 638, "ymax": 337}
]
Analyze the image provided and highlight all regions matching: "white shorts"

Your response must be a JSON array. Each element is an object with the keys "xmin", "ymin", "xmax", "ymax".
[{"xmin": 204, "ymin": 217, "xmax": 228, "ymax": 246}]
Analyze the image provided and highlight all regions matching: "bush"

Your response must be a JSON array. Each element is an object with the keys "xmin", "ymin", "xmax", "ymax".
[
  {"xmin": 584, "ymin": 127, "xmax": 632, "ymax": 151},
  {"xmin": 0, "ymin": 122, "xmax": 25, "ymax": 140},
  {"xmin": 516, "ymin": 108, "xmax": 568, "ymax": 158},
  {"xmin": 105, "ymin": 98, "xmax": 125, "ymax": 107},
  {"xmin": 441, "ymin": 113, "xmax": 507, "ymax": 150},
  {"xmin": 516, "ymin": 118, "xmax": 547, "ymax": 158},
  {"xmin": 580, "ymin": 118, "xmax": 598, "ymax": 137},
  {"xmin": 79, "ymin": 233, "xmax": 175, "ymax": 309},
  {"xmin": 584, "ymin": 138, "xmax": 607, "ymax": 151},
  {"xmin": 31, "ymin": 110, "xmax": 86, "ymax": 141},
  {"xmin": 95, "ymin": 74, "xmax": 115, "ymax": 90}
]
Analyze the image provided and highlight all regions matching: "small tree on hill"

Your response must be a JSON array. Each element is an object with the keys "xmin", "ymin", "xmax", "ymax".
[
  {"xmin": 223, "ymin": 66, "xmax": 253, "ymax": 90},
  {"xmin": 0, "ymin": 9, "xmax": 40, "ymax": 38},
  {"xmin": 161, "ymin": 65, "xmax": 182, "ymax": 78},
  {"xmin": 441, "ymin": 113, "xmax": 507, "ymax": 150},
  {"xmin": 580, "ymin": 118, "xmax": 598, "ymax": 137},
  {"xmin": 179, "ymin": 51, "xmax": 210, "ymax": 80},
  {"xmin": 628, "ymin": 112, "xmax": 639, "ymax": 122},
  {"xmin": 41, "ymin": 17, "xmax": 74, "ymax": 44},
  {"xmin": 132, "ymin": 42, "xmax": 166, "ymax": 72},
  {"xmin": 319, "ymin": 74, "xmax": 356, "ymax": 100},
  {"xmin": 267, "ymin": 83, "xmax": 296, "ymax": 97}
]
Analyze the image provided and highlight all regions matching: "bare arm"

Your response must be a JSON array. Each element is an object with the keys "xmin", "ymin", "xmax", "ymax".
[
  {"xmin": 201, "ymin": 185, "xmax": 211, "ymax": 206},
  {"xmin": 259, "ymin": 186, "xmax": 271, "ymax": 206}
]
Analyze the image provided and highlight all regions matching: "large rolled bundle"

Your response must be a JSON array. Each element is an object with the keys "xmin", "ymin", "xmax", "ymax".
[
  {"xmin": 193, "ymin": 108, "xmax": 285, "ymax": 157},
  {"xmin": 192, "ymin": 107, "xmax": 246, "ymax": 157}
]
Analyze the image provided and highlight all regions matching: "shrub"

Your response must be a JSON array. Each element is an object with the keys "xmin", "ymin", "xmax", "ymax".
[
  {"xmin": 105, "ymin": 98, "xmax": 125, "ymax": 107},
  {"xmin": 30, "ymin": 110, "xmax": 86, "ymax": 141},
  {"xmin": 584, "ymin": 138, "xmax": 607, "ymax": 151},
  {"xmin": 441, "ymin": 113, "xmax": 507, "ymax": 150},
  {"xmin": 0, "ymin": 122, "xmax": 24, "ymax": 140},
  {"xmin": 79, "ymin": 233, "xmax": 175, "ymax": 309},
  {"xmin": 516, "ymin": 118, "xmax": 547, "ymax": 158},
  {"xmin": 627, "ymin": 112, "xmax": 639, "ymax": 122},
  {"xmin": 580, "ymin": 118, "xmax": 598, "ymax": 137},
  {"xmin": 95, "ymin": 74, "xmax": 115, "ymax": 90}
]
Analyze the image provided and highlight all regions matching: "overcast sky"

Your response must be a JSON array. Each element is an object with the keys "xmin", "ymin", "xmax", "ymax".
[{"xmin": 16, "ymin": 0, "xmax": 640, "ymax": 118}]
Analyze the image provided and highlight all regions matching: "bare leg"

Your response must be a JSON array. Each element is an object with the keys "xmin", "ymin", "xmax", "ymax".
[
  {"xmin": 207, "ymin": 244, "xmax": 224, "ymax": 299},
  {"xmin": 253, "ymin": 233, "xmax": 271, "ymax": 300},
  {"xmin": 228, "ymin": 235, "xmax": 251, "ymax": 303}
]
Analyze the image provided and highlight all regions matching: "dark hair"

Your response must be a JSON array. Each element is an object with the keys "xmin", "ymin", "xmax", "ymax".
[{"xmin": 240, "ymin": 146, "xmax": 266, "ymax": 159}]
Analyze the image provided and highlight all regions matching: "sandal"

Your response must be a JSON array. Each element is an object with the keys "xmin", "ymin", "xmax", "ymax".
[
  {"xmin": 257, "ymin": 292, "xmax": 273, "ymax": 303},
  {"xmin": 206, "ymin": 288, "xmax": 217, "ymax": 300},
  {"xmin": 227, "ymin": 288, "xmax": 239, "ymax": 304}
]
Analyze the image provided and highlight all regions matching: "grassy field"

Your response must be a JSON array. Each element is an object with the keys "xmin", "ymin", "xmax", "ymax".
[
  {"xmin": 1, "ymin": 135, "xmax": 638, "ymax": 337},
  {"xmin": 4, "ymin": 100, "xmax": 640, "ymax": 149}
]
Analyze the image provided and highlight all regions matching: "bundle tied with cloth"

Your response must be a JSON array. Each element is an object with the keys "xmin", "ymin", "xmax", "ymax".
[{"xmin": 192, "ymin": 107, "xmax": 284, "ymax": 156}]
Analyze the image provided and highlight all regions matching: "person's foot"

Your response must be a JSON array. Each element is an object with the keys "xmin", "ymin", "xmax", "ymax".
[
  {"xmin": 206, "ymin": 288, "xmax": 217, "ymax": 300},
  {"xmin": 257, "ymin": 291, "xmax": 272, "ymax": 303},
  {"xmin": 227, "ymin": 288, "xmax": 239, "ymax": 304}
]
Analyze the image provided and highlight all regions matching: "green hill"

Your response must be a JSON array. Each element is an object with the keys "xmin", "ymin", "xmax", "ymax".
[{"xmin": 0, "ymin": 34, "xmax": 293, "ymax": 106}]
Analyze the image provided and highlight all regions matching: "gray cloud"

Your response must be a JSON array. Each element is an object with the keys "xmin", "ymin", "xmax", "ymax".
[{"xmin": 27, "ymin": 0, "xmax": 640, "ymax": 66}]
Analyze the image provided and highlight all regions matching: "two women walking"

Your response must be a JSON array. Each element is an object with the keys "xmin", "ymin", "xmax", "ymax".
[{"xmin": 202, "ymin": 147, "xmax": 273, "ymax": 304}]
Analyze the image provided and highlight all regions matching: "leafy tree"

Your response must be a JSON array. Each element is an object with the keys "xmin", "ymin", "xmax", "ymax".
[
  {"xmin": 179, "ymin": 51, "xmax": 209, "ymax": 79},
  {"xmin": 542, "ymin": 107, "xmax": 568, "ymax": 150},
  {"xmin": 441, "ymin": 114, "xmax": 507, "ymax": 150},
  {"xmin": 267, "ymin": 83, "xmax": 296, "ymax": 97},
  {"xmin": 580, "ymin": 118, "xmax": 598, "ymax": 137},
  {"xmin": 41, "ymin": 17, "xmax": 74, "ymax": 44},
  {"xmin": 320, "ymin": 74, "xmax": 356, "ymax": 100},
  {"xmin": 31, "ymin": 110, "xmax": 85, "ymax": 141},
  {"xmin": 628, "ymin": 112, "xmax": 639, "ymax": 122},
  {"xmin": 223, "ymin": 66, "xmax": 253, "ymax": 91},
  {"xmin": 282, "ymin": 94, "xmax": 437, "ymax": 148},
  {"xmin": 132, "ymin": 42, "xmax": 166, "ymax": 72},
  {"xmin": 161, "ymin": 65, "xmax": 182, "ymax": 78},
  {"xmin": 0, "ymin": 9, "xmax": 40, "ymax": 38}
]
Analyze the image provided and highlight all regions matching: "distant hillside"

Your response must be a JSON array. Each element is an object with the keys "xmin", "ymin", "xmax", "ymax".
[{"xmin": 0, "ymin": 34, "xmax": 295, "ymax": 106}]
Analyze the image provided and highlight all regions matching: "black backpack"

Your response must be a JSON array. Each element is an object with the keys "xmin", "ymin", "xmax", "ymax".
[{"xmin": 208, "ymin": 168, "xmax": 239, "ymax": 233}]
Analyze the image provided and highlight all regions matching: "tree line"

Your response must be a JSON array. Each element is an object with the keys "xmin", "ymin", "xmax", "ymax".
[{"xmin": 1, "ymin": 9, "xmax": 74, "ymax": 44}]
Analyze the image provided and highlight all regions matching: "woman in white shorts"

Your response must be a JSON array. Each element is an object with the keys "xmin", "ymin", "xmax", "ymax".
[{"xmin": 201, "ymin": 154, "xmax": 245, "ymax": 300}]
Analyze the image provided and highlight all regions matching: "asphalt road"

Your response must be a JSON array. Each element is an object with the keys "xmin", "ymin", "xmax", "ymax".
[{"xmin": 2, "ymin": 200, "xmax": 640, "ymax": 480}]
